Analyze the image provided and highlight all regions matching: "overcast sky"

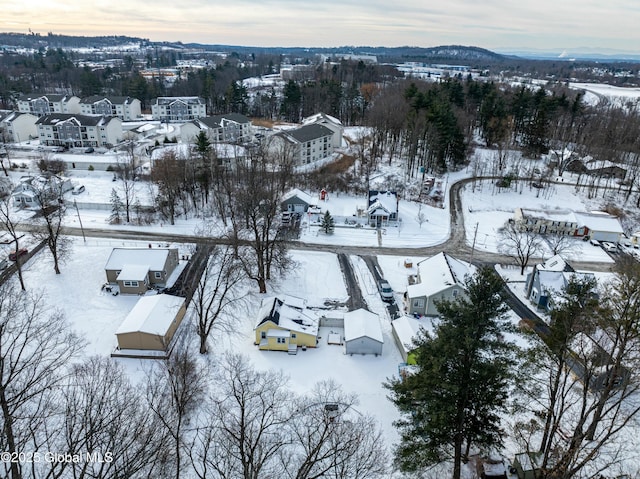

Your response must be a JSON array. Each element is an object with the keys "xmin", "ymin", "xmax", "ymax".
[{"xmin": 3, "ymin": 0, "xmax": 639, "ymax": 53}]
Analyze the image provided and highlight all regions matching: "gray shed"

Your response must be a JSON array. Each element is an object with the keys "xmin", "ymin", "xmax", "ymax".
[
  {"xmin": 344, "ymin": 309, "xmax": 383, "ymax": 356},
  {"xmin": 281, "ymin": 188, "xmax": 316, "ymax": 213}
]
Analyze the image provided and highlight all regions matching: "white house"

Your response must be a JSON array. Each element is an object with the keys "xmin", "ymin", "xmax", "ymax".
[
  {"xmin": 0, "ymin": 111, "xmax": 38, "ymax": 143},
  {"xmin": 574, "ymin": 212, "xmax": 624, "ymax": 243},
  {"xmin": 151, "ymin": 97, "xmax": 207, "ymax": 122},
  {"xmin": 36, "ymin": 113, "xmax": 122, "ymax": 148},
  {"xmin": 11, "ymin": 175, "xmax": 73, "ymax": 209},
  {"xmin": 343, "ymin": 309, "xmax": 383, "ymax": 356},
  {"xmin": 367, "ymin": 190, "xmax": 399, "ymax": 227},
  {"xmin": 266, "ymin": 124, "xmax": 335, "ymax": 166},
  {"xmin": 17, "ymin": 94, "xmax": 81, "ymax": 116},
  {"xmin": 406, "ymin": 252, "xmax": 474, "ymax": 317},
  {"xmin": 302, "ymin": 112, "xmax": 344, "ymax": 149},
  {"xmin": 79, "ymin": 96, "xmax": 142, "ymax": 121}
]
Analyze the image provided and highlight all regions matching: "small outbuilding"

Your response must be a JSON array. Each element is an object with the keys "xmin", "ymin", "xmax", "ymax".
[
  {"xmin": 281, "ymin": 188, "xmax": 316, "ymax": 213},
  {"xmin": 115, "ymin": 294, "xmax": 186, "ymax": 353},
  {"xmin": 343, "ymin": 309, "xmax": 383, "ymax": 356}
]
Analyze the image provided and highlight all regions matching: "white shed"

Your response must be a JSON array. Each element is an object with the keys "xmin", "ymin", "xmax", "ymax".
[{"xmin": 344, "ymin": 309, "xmax": 383, "ymax": 356}]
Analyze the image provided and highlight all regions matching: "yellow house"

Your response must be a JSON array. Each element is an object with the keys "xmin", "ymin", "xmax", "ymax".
[{"xmin": 254, "ymin": 296, "xmax": 319, "ymax": 354}]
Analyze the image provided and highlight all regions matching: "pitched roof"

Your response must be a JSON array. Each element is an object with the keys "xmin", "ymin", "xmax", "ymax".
[
  {"xmin": 302, "ymin": 112, "xmax": 342, "ymax": 126},
  {"xmin": 105, "ymin": 248, "xmax": 175, "ymax": 271},
  {"xmin": 18, "ymin": 93, "xmax": 73, "ymax": 102},
  {"xmin": 574, "ymin": 212, "xmax": 624, "ymax": 234},
  {"xmin": 344, "ymin": 309, "xmax": 383, "ymax": 343},
  {"xmin": 367, "ymin": 191, "xmax": 398, "ymax": 215},
  {"xmin": 284, "ymin": 124, "xmax": 334, "ymax": 143},
  {"xmin": 154, "ymin": 96, "xmax": 205, "ymax": 106},
  {"xmin": 538, "ymin": 254, "xmax": 574, "ymax": 272},
  {"xmin": 255, "ymin": 296, "xmax": 319, "ymax": 336},
  {"xmin": 281, "ymin": 188, "xmax": 316, "ymax": 206},
  {"xmin": 115, "ymin": 294, "xmax": 184, "ymax": 336},
  {"xmin": 408, "ymin": 252, "xmax": 473, "ymax": 298},
  {"xmin": 35, "ymin": 113, "xmax": 116, "ymax": 127},
  {"xmin": 117, "ymin": 264, "xmax": 150, "ymax": 282},
  {"xmin": 80, "ymin": 95, "xmax": 136, "ymax": 105}
]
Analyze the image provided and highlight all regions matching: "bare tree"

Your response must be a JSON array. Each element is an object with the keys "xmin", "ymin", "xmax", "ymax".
[
  {"xmin": 542, "ymin": 232, "xmax": 578, "ymax": 257},
  {"xmin": 498, "ymin": 220, "xmax": 544, "ymax": 275},
  {"xmin": 283, "ymin": 379, "xmax": 389, "ymax": 479},
  {"xmin": 116, "ymin": 144, "xmax": 138, "ymax": 223},
  {"xmin": 190, "ymin": 353, "xmax": 291, "ymax": 479},
  {"xmin": 0, "ymin": 286, "xmax": 83, "ymax": 479},
  {"xmin": 0, "ymin": 197, "xmax": 26, "ymax": 290},
  {"xmin": 30, "ymin": 178, "xmax": 69, "ymax": 274},
  {"xmin": 146, "ymin": 347, "xmax": 207, "ymax": 479},
  {"xmin": 46, "ymin": 356, "xmax": 170, "ymax": 479},
  {"xmin": 192, "ymin": 244, "xmax": 246, "ymax": 354},
  {"xmin": 152, "ymin": 150, "xmax": 186, "ymax": 225}
]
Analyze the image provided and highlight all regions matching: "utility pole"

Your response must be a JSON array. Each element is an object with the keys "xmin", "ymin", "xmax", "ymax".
[
  {"xmin": 470, "ymin": 222, "xmax": 479, "ymax": 263},
  {"xmin": 73, "ymin": 199, "xmax": 86, "ymax": 243}
]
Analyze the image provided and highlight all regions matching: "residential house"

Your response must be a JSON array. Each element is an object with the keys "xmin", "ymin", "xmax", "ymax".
[
  {"xmin": 151, "ymin": 96, "xmax": 207, "ymax": 122},
  {"xmin": 79, "ymin": 95, "xmax": 142, "ymax": 121},
  {"xmin": 406, "ymin": 252, "xmax": 473, "ymax": 317},
  {"xmin": 254, "ymin": 296, "xmax": 319, "ymax": 353},
  {"xmin": 514, "ymin": 208, "xmax": 583, "ymax": 236},
  {"xmin": 391, "ymin": 315, "xmax": 422, "ymax": 363},
  {"xmin": 302, "ymin": 112, "xmax": 344, "ymax": 149},
  {"xmin": 17, "ymin": 94, "xmax": 81, "ymax": 116},
  {"xmin": 343, "ymin": 309, "xmax": 383, "ymax": 356},
  {"xmin": 0, "ymin": 111, "xmax": 38, "ymax": 143},
  {"xmin": 36, "ymin": 113, "xmax": 123, "ymax": 148},
  {"xmin": 104, "ymin": 247, "xmax": 179, "ymax": 295},
  {"xmin": 114, "ymin": 294, "xmax": 186, "ymax": 352},
  {"xmin": 11, "ymin": 175, "xmax": 72, "ymax": 209},
  {"xmin": 574, "ymin": 212, "xmax": 624, "ymax": 243},
  {"xmin": 281, "ymin": 188, "xmax": 317, "ymax": 213},
  {"xmin": 367, "ymin": 190, "xmax": 399, "ymax": 227},
  {"xmin": 180, "ymin": 113, "xmax": 253, "ymax": 144},
  {"xmin": 266, "ymin": 124, "xmax": 335, "ymax": 167},
  {"xmin": 525, "ymin": 254, "xmax": 595, "ymax": 312}
]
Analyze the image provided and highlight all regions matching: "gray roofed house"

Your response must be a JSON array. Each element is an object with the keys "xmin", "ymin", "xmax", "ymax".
[
  {"xmin": 17, "ymin": 93, "xmax": 81, "ymax": 116},
  {"xmin": 266, "ymin": 123, "xmax": 335, "ymax": 167},
  {"xmin": 180, "ymin": 113, "xmax": 253, "ymax": 144},
  {"xmin": 79, "ymin": 95, "xmax": 141, "ymax": 121},
  {"xmin": 151, "ymin": 96, "xmax": 207, "ymax": 122},
  {"xmin": 302, "ymin": 112, "xmax": 344, "ymax": 148},
  {"xmin": 35, "ymin": 113, "xmax": 122, "ymax": 148}
]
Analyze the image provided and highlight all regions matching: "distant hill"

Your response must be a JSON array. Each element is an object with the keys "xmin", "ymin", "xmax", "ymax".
[{"xmin": 0, "ymin": 32, "xmax": 147, "ymax": 49}]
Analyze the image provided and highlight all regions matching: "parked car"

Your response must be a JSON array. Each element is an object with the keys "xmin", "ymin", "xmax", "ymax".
[
  {"xmin": 8, "ymin": 248, "xmax": 28, "ymax": 261},
  {"xmin": 377, "ymin": 279, "xmax": 394, "ymax": 302},
  {"xmin": 602, "ymin": 242, "xmax": 617, "ymax": 253},
  {"xmin": 589, "ymin": 238, "xmax": 600, "ymax": 247},
  {"xmin": 72, "ymin": 185, "xmax": 85, "ymax": 195},
  {"xmin": 84, "ymin": 147, "xmax": 95, "ymax": 153}
]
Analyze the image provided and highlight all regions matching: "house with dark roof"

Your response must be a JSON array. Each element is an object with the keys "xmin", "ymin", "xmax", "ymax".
[
  {"xmin": 151, "ymin": 96, "xmax": 207, "ymax": 122},
  {"xmin": 79, "ymin": 96, "xmax": 141, "ymax": 121},
  {"xmin": 17, "ymin": 94, "xmax": 81, "ymax": 116},
  {"xmin": 406, "ymin": 252, "xmax": 474, "ymax": 316},
  {"xmin": 525, "ymin": 254, "xmax": 596, "ymax": 312},
  {"xmin": 302, "ymin": 112, "xmax": 344, "ymax": 148},
  {"xmin": 266, "ymin": 123, "xmax": 335, "ymax": 166},
  {"xmin": 254, "ymin": 296, "xmax": 319, "ymax": 353},
  {"xmin": 180, "ymin": 113, "xmax": 253, "ymax": 144},
  {"xmin": 0, "ymin": 111, "xmax": 38, "ymax": 143},
  {"xmin": 36, "ymin": 113, "xmax": 122, "ymax": 148}
]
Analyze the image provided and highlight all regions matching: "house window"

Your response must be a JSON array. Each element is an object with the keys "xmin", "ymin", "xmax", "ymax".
[
  {"xmin": 154, "ymin": 271, "xmax": 162, "ymax": 279},
  {"xmin": 123, "ymin": 280, "xmax": 139, "ymax": 287},
  {"xmin": 291, "ymin": 333, "xmax": 297, "ymax": 339},
  {"xmin": 261, "ymin": 331, "xmax": 266, "ymax": 339},
  {"xmin": 277, "ymin": 337, "xmax": 286, "ymax": 344},
  {"xmin": 413, "ymin": 299, "xmax": 425, "ymax": 308},
  {"xmin": 452, "ymin": 289, "xmax": 459, "ymax": 297}
]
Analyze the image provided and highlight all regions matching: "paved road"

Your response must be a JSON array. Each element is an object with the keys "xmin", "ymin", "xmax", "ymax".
[
  {"xmin": 336, "ymin": 253, "xmax": 367, "ymax": 311},
  {"xmin": 361, "ymin": 255, "xmax": 401, "ymax": 319}
]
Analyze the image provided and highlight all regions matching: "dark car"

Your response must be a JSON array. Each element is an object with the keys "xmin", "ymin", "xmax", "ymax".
[
  {"xmin": 84, "ymin": 147, "xmax": 95, "ymax": 153},
  {"xmin": 8, "ymin": 248, "xmax": 28, "ymax": 261}
]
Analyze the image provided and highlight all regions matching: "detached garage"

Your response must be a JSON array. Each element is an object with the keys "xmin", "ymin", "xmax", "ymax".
[
  {"xmin": 344, "ymin": 309, "xmax": 383, "ymax": 356},
  {"xmin": 115, "ymin": 294, "xmax": 186, "ymax": 353}
]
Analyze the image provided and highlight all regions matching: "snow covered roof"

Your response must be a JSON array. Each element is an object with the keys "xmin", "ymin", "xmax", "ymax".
[
  {"xmin": 574, "ymin": 212, "xmax": 624, "ymax": 234},
  {"xmin": 281, "ymin": 188, "xmax": 316, "ymax": 206},
  {"xmin": 302, "ymin": 112, "xmax": 342, "ymax": 126},
  {"xmin": 408, "ymin": 252, "xmax": 473, "ymax": 298},
  {"xmin": 117, "ymin": 264, "xmax": 150, "ymax": 282},
  {"xmin": 115, "ymin": 294, "xmax": 184, "ymax": 336},
  {"xmin": 344, "ymin": 309, "xmax": 383, "ymax": 343},
  {"xmin": 105, "ymin": 248, "xmax": 174, "ymax": 271},
  {"xmin": 255, "ymin": 297, "xmax": 319, "ymax": 336},
  {"xmin": 367, "ymin": 191, "xmax": 397, "ymax": 215},
  {"xmin": 391, "ymin": 316, "xmax": 421, "ymax": 353},
  {"xmin": 538, "ymin": 254, "xmax": 573, "ymax": 272}
]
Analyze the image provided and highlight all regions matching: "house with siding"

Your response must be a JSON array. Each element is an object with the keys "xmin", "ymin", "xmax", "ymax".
[
  {"xmin": 79, "ymin": 96, "xmax": 141, "ymax": 121},
  {"xmin": 36, "ymin": 113, "xmax": 122, "ymax": 148},
  {"xmin": 180, "ymin": 113, "xmax": 253, "ymax": 144},
  {"xmin": 17, "ymin": 94, "xmax": 81, "ymax": 116},
  {"xmin": 266, "ymin": 123, "xmax": 335, "ymax": 167},
  {"xmin": 343, "ymin": 309, "xmax": 383, "ymax": 356},
  {"xmin": 114, "ymin": 294, "xmax": 186, "ymax": 353},
  {"xmin": 406, "ymin": 252, "xmax": 473, "ymax": 317},
  {"xmin": 514, "ymin": 208, "xmax": 583, "ymax": 236},
  {"xmin": 301, "ymin": 112, "xmax": 344, "ymax": 149},
  {"xmin": 104, "ymin": 247, "xmax": 179, "ymax": 295},
  {"xmin": 0, "ymin": 111, "xmax": 38, "ymax": 143},
  {"xmin": 151, "ymin": 96, "xmax": 207, "ymax": 122},
  {"xmin": 367, "ymin": 190, "xmax": 399, "ymax": 227},
  {"xmin": 254, "ymin": 296, "xmax": 319, "ymax": 353}
]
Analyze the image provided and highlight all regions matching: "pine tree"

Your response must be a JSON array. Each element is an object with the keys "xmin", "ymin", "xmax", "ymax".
[
  {"xmin": 109, "ymin": 188, "xmax": 124, "ymax": 224},
  {"xmin": 320, "ymin": 210, "xmax": 335, "ymax": 234},
  {"xmin": 386, "ymin": 267, "xmax": 515, "ymax": 479}
]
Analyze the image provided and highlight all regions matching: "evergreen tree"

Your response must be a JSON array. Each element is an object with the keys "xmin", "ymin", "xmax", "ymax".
[
  {"xmin": 386, "ymin": 267, "xmax": 515, "ymax": 479},
  {"xmin": 109, "ymin": 188, "xmax": 124, "ymax": 224},
  {"xmin": 319, "ymin": 210, "xmax": 335, "ymax": 234}
]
